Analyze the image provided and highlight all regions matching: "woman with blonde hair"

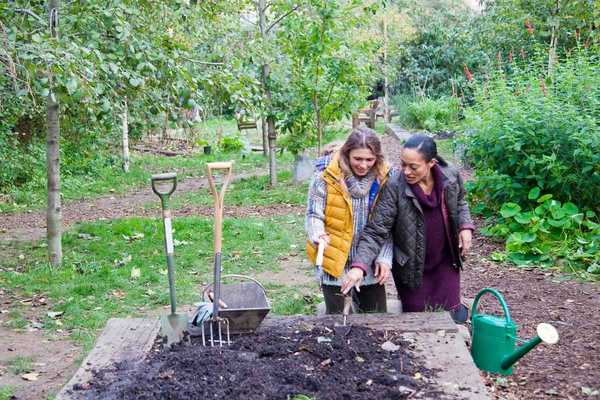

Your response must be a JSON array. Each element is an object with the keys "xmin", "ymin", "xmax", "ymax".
[{"xmin": 305, "ymin": 127, "xmax": 396, "ymax": 313}]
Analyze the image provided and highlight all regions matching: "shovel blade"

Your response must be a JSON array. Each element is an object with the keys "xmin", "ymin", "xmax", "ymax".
[{"xmin": 160, "ymin": 314, "xmax": 188, "ymax": 347}]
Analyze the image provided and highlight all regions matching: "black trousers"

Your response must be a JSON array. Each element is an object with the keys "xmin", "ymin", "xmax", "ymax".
[{"xmin": 322, "ymin": 284, "xmax": 387, "ymax": 314}]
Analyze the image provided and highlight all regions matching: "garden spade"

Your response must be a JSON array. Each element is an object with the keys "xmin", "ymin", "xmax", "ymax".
[
  {"xmin": 152, "ymin": 173, "xmax": 188, "ymax": 347},
  {"xmin": 202, "ymin": 161, "xmax": 234, "ymax": 347}
]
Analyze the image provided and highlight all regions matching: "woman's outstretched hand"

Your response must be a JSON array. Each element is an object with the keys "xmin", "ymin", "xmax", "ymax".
[
  {"xmin": 341, "ymin": 267, "xmax": 364, "ymax": 294},
  {"xmin": 374, "ymin": 262, "xmax": 391, "ymax": 285},
  {"xmin": 458, "ymin": 229, "xmax": 472, "ymax": 258}
]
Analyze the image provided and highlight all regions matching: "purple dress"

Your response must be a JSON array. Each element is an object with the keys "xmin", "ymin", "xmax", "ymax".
[{"xmin": 398, "ymin": 167, "xmax": 461, "ymax": 312}]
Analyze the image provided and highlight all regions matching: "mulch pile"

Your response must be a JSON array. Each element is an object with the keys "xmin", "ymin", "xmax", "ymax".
[{"xmin": 74, "ymin": 325, "xmax": 449, "ymax": 400}]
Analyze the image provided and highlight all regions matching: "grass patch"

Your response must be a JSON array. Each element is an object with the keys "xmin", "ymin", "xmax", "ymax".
[
  {"xmin": 0, "ymin": 386, "xmax": 16, "ymax": 400},
  {"xmin": 170, "ymin": 170, "xmax": 308, "ymax": 208},
  {"xmin": 6, "ymin": 356, "xmax": 33, "ymax": 375},
  {"xmin": 0, "ymin": 214, "xmax": 305, "ymax": 349},
  {"xmin": 1, "ymin": 150, "xmax": 271, "ymax": 213},
  {"xmin": 267, "ymin": 284, "xmax": 320, "ymax": 315}
]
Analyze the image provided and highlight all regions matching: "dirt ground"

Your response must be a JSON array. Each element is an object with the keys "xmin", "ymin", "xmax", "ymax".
[{"xmin": 1, "ymin": 134, "xmax": 599, "ymax": 399}]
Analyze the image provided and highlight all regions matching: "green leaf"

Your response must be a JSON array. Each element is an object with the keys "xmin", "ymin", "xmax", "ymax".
[
  {"xmin": 129, "ymin": 77, "xmax": 143, "ymax": 87},
  {"xmin": 537, "ymin": 194, "xmax": 553, "ymax": 203},
  {"xmin": 548, "ymin": 219, "xmax": 567, "ymax": 228},
  {"xmin": 521, "ymin": 232, "xmax": 537, "ymax": 243},
  {"xmin": 514, "ymin": 212, "xmax": 532, "ymax": 224},
  {"xmin": 585, "ymin": 211, "xmax": 597, "ymax": 219},
  {"xmin": 586, "ymin": 264, "xmax": 600, "ymax": 275},
  {"xmin": 66, "ymin": 78, "xmax": 79, "ymax": 95},
  {"xmin": 500, "ymin": 203, "xmax": 521, "ymax": 218},
  {"xmin": 562, "ymin": 202, "xmax": 579, "ymax": 216},
  {"xmin": 528, "ymin": 187, "xmax": 540, "ymax": 200}
]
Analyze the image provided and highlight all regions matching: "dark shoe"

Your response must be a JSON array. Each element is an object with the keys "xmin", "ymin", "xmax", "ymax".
[{"xmin": 450, "ymin": 304, "xmax": 469, "ymax": 324}]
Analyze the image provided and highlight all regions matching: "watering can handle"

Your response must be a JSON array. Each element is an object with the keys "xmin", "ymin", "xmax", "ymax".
[{"xmin": 471, "ymin": 288, "xmax": 513, "ymax": 324}]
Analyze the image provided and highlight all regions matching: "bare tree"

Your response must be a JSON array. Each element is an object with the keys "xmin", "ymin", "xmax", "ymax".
[
  {"xmin": 122, "ymin": 97, "xmax": 130, "ymax": 172},
  {"xmin": 47, "ymin": 0, "xmax": 62, "ymax": 266}
]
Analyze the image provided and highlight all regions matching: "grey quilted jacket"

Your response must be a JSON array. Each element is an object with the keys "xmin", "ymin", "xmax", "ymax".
[{"xmin": 353, "ymin": 165, "xmax": 474, "ymax": 289}]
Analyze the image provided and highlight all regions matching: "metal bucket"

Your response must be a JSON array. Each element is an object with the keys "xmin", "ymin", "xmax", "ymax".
[{"xmin": 195, "ymin": 274, "xmax": 271, "ymax": 335}]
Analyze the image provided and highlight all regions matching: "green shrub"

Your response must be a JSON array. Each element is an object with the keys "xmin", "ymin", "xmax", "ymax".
[
  {"xmin": 464, "ymin": 50, "xmax": 600, "ymax": 212},
  {"xmin": 404, "ymin": 96, "xmax": 460, "ymax": 132},
  {"xmin": 219, "ymin": 134, "xmax": 245, "ymax": 153},
  {"xmin": 482, "ymin": 189, "xmax": 599, "ymax": 276}
]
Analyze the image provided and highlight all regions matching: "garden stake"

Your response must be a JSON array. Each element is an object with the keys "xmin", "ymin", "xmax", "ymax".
[
  {"xmin": 152, "ymin": 173, "xmax": 188, "ymax": 347},
  {"xmin": 202, "ymin": 161, "xmax": 234, "ymax": 347}
]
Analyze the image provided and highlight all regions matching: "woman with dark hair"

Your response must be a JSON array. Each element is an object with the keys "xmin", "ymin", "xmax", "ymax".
[
  {"xmin": 344, "ymin": 134, "xmax": 474, "ymax": 322},
  {"xmin": 305, "ymin": 127, "xmax": 396, "ymax": 314}
]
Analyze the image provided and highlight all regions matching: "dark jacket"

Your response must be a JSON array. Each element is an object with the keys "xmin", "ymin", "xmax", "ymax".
[{"xmin": 352, "ymin": 164, "xmax": 474, "ymax": 289}]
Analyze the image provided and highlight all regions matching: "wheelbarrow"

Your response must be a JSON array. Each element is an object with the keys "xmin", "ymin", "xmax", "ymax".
[{"xmin": 200, "ymin": 274, "xmax": 271, "ymax": 335}]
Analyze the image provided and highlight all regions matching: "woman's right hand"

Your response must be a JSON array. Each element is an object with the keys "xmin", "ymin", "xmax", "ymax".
[{"xmin": 316, "ymin": 233, "xmax": 330, "ymax": 247}]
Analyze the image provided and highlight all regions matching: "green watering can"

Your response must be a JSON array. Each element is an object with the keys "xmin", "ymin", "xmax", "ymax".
[{"xmin": 470, "ymin": 288, "xmax": 559, "ymax": 375}]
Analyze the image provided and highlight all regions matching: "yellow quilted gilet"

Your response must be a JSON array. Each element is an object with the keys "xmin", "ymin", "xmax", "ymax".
[{"xmin": 306, "ymin": 154, "xmax": 390, "ymax": 278}]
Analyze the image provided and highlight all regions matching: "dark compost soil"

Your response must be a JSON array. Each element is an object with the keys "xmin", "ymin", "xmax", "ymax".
[{"xmin": 73, "ymin": 324, "xmax": 449, "ymax": 400}]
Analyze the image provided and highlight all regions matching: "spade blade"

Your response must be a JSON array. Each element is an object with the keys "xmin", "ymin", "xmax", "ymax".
[{"xmin": 160, "ymin": 313, "xmax": 188, "ymax": 347}]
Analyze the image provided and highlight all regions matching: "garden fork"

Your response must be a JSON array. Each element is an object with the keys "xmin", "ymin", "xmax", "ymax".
[{"xmin": 202, "ymin": 161, "xmax": 233, "ymax": 346}]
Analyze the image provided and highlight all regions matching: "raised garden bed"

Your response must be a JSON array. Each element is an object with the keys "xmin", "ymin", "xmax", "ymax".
[{"xmin": 56, "ymin": 313, "xmax": 489, "ymax": 400}]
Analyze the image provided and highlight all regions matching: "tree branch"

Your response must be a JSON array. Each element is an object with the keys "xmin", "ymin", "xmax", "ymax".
[
  {"xmin": 14, "ymin": 8, "xmax": 44, "ymax": 22},
  {"xmin": 266, "ymin": 5, "xmax": 299, "ymax": 34}
]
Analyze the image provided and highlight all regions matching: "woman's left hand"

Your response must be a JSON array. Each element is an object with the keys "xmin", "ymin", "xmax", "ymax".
[
  {"xmin": 341, "ymin": 268, "xmax": 364, "ymax": 294},
  {"xmin": 374, "ymin": 262, "xmax": 391, "ymax": 285},
  {"xmin": 458, "ymin": 229, "xmax": 473, "ymax": 258}
]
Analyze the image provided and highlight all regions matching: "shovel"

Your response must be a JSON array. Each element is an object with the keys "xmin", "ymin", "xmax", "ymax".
[
  {"xmin": 152, "ymin": 173, "xmax": 188, "ymax": 347},
  {"xmin": 202, "ymin": 161, "xmax": 234, "ymax": 346}
]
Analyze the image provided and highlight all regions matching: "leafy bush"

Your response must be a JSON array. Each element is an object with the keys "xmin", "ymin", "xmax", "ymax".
[
  {"xmin": 464, "ymin": 50, "xmax": 600, "ymax": 212},
  {"xmin": 218, "ymin": 134, "xmax": 245, "ymax": 153},
  {"xmin": 404, "ymin": 96, "xmax": 461, "ymax": 132},
  {"xmin": 482, "ymin": 188, "xmax": 599, "ymax": 277}
]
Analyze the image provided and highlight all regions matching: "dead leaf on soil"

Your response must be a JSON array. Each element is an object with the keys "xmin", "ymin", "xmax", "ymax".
[
  {"xmin": 381, "ymin": 340, "xmax": 400, "ymax": 352},
  {"xmin": 0, "ymin": 366, "xmax": 6, "ymax": 376},
  {"xmin": 21, "ymin": 372, "xmax": 39, "ymax": 381},
  {"xmin": 47, "ymin": 311, "xmax": 63, "ymax": 319},
  {"xmin": 582, "ymin": 387, "xmax": 600, "ymax": 396},
  {"xmin": 319, "ymin": 358, "xmax": 331, "ymax": 367}
]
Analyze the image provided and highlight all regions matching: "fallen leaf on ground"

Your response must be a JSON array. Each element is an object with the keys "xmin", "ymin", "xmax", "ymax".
[
  {"xmin": 21, "ymin": 372, "xmax": 39, "ymax": 381},
  {"xmin": 381, "ymin": 340, "xmax": 400, "ymax": 352},
  {"xmin": 130, "ymin": 267, "xmax": 141, "ymax": 279},
  {"xmin": 319, "ymin": 358, "xmax": 331, "ymax": 367},
  {"xmin": 47, "ymin": 311, "xmax": 63, "ymax": 319},
  {"xmin": 582, "ymin": 387, "xmax": 600, "ymax": 396}
]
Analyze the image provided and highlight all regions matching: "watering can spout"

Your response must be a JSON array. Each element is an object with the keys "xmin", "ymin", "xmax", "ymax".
[{"xmin": 500, "ymin": 323, "xmax": 559, "ymax": 371}]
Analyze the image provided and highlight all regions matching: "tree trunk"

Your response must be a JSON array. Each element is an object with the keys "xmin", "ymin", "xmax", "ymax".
[
  {"xmin": 122, "ymin": 97, "xmax": 130, "ymax": 172},
  {"xmin": 47, "ymin": 0, "xmax": 61, "ymax": 267},
  {"xmin": 258, "ymin": 0, "xmax": 277, "ymax": 186},
  {"xmin": 547, "ymin": 5, "xmax": 560, "ymax": 79},
  {"xmin": 162, "ymin": 111, "xmax": 169, "ymax": 142},
  {"xmin": 261, "ymin": 115, "xmax": 268, "ymax": 156},
  {"xmin": 313, "ymin": 94, "xmax": 322, "ymax": 155},
  {"xmin": 267, "ymin": 116, "xmax": 277, "ymax": 187},
  {"xmin": 383, "ymin": 14, "xmax": 391, "ymax": 123}
]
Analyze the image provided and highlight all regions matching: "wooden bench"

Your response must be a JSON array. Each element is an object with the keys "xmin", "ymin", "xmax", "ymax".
[
  {"xmin": 352, "ymin": 100, "xmax": 378, "ymax": 129},
  {"xmin": 236, "ymin": 117, "xmax": 258, "ymax": 132}
]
